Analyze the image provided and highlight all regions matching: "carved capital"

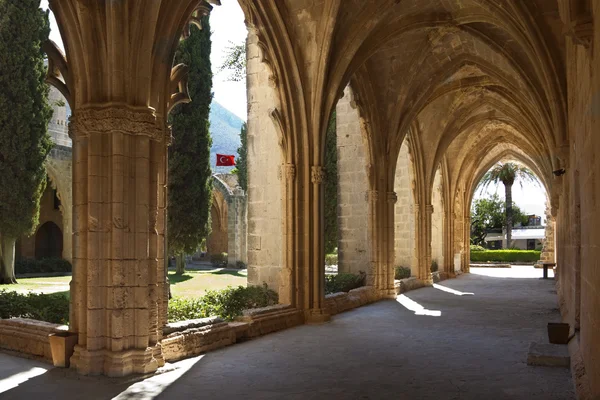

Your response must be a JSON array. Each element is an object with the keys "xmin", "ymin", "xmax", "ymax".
[
  {"xmin": 311, "ymin": 166, "xmax": 325, "ymax": 184},
  {"xmin": 70, "ymin": 105, "xmax": 166, "ymax": 142},
  {"xmin": 387, "ymin": 191, "xmax": 398, "ymax": 204},
  {"xmin": 284, "ymin": 164, "xmax": 296, "ymax": 181}
]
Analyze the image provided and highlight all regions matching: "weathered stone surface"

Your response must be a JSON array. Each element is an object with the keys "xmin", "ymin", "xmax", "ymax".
[
  {"xmin": 0, "ymin": 318, "xmax": 66, "ymax": 363},
  {"xmin": 161, "ymin": 323, "xmax": 236, "ymax": 363},
  {"xmin": 324, "ymin": 286, "xmax": 379, "ymax": 316},
  {"xmin": 395, "ymin": 277, "xmax": 428, "ymax": 295},
  {"xmin": 163, "ymin": 317, "xmax": 224, "ymax": 336}
]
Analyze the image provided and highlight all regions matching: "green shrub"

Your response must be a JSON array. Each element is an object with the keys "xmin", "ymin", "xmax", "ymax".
[
  {"xmin": 325, "ymin": 272, "xmax": 365, "ymax": 294},
  {"xmin": 470, "ymin": 250, "xmax": 541, "ymax": 262},
  {"xmin": 235, "ymin": 261, "xmax": 246, "ymax": 269},
  {"xmin": 325, "ymin": 253, "xmax": 338, "ymax": 266},
  {"xmin": 395, "ymin": 266, "xmax": 411, "ymax": 280},
  {"xmin": 15, "ymin": 258, "xmax": 72, "ymax": 275},
  {"xmin": 210, "ymin": 253, "xmax": 228, "ymax": 267},
  {"xmin": 167, "ymin": 283, "xmax": 279, "ymax": 322},
  {"xmin": 0, "ymin": 290, "xmax": 69, "ymax": 324},
  {"xmin": 431, "ymin": 260, "xmax": 439, "ymax": 272},
  {"xmin": 470, "ymin": 244, "xmax": 486, "ymax": 252}
]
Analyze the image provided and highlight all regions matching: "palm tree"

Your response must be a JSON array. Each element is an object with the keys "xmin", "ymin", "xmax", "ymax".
[{"xmin": 477, "ymin": 162, "xmax": 539, "ymax": 248}]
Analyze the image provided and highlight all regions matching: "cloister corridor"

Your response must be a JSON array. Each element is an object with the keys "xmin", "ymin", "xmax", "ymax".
[{"xmin": 0, "ymin": 269, "xmax": 574, "ymax": 399}]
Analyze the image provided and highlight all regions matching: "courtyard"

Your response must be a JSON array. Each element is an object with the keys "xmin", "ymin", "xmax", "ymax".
[
  {"xmin": 3, "ymin": 264, "xmax": 247, "ymax": 299},
  {"xmin": 0, "ymin": 270, "xmax": 573, "ymax": 399}
]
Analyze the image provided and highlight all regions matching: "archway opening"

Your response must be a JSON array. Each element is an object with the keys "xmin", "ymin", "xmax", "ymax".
[
  {"xmin": 35, "ymin": 221, "xmax": 63, "ymax": 259},
  {"xmin": 469, "ymin": 159, "xmax": 551, "ymax": 278}
]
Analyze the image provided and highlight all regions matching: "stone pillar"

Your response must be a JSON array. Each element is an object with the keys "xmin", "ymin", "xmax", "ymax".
[
  {"xmin": 304, "ymin": 166, "xmax": 329, "ymax": 322},
  {"xmin": 442, "ymin": 201, "xmax": 455, "ymax": 275},
  {"xmin": 68, "ymin": 105, "xmax": 167, "ymax": 376},
  {"xmin": 431, "ymin": 171, "xmax": 444, "ymax": 270},
  {"xmin": 463, "ymin": 216, "xmax": 471, "ymax": 273},
  {"xmin": 227, "ymin": 189, "xmax": 247, "ymax": 267},
  {"xmin": 413, "ymin": 203, "xmax": 434, "ymax": 283},
  {"xmin": 539, "ymin": 204, "xmax": 555, "ymax": 263},
  {"xmin": 245, "ymin": 27, "xmax": 283, "ymax": 292}
]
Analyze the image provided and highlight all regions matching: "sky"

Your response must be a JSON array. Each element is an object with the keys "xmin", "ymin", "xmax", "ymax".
[{"xmin": 41, "ymin": 1, "xmax": 248, "ymax": 120}]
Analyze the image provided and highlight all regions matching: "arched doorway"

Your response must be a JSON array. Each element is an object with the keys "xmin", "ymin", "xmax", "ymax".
[{"xmin": 35, "ymin": 221, "xmax": 63, "ymax": 259}]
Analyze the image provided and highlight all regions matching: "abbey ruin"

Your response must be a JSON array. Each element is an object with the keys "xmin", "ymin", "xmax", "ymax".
[{"xmin": 1, "ymin": 1, "xmax": 598, "ymax": 398}]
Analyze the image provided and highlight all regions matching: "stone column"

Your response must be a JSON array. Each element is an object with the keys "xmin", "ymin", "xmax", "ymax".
[
  {"xmin": 462, "ymin": 216, "xmax": 471, "ymax": 273},
  {"xmin": 304, "ymin": 166, "xmax": 329, "ymax": 322},
  {"xmin": 539, "ymin": 204, "xmax": 555, "ymax": 263},
  {"xmin": 227, "ymin": 189, "xmax": 247, "ymax": 267},
  {"xmin": 68, "ymin": 105, "xmax": 167, "ymax": 376},
  {"xmin": 442, "ymin": 201, "xmax": 455, "ymax": 275},
  {"xmin": 413, "ymin": 203, "xmax": 433, "ymax": 283},
  {"xmin": 384, "ymin": 191, "xmax": 398, "ymax": 296}
]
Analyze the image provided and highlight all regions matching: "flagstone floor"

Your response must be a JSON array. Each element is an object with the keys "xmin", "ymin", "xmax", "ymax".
[{"xmin": 0, "ymin": 268, "xmax": 573, "ymax": 400}]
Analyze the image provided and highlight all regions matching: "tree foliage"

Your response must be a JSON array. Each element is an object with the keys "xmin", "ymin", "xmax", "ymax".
[
  {"xmin": 0, "ymin": 0, "xmax": 53, "ymax": 284},
  {"xmin": 235, "ymin": 122, "xmax": 248, "ymax": 191},
  {"xmin": 324, "ymin": 112, "xmax": 338, "ymax": 255},
  {"xmin": 168, "ymin": 17, "xmax": 213, "ymax": 274},
  {"xmin": 470, "ymin": 194, "xmax": 528, "ymax": 246},
  {"xmin": 218, "ymin": 41, "xmax": 246, "ymax": 82},
  {"xmin": 476, "ymin": 162, "xmax": 539, "ymax": 247}
]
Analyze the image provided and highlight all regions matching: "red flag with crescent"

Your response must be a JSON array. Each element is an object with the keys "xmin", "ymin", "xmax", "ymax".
[{"xmin": 216, "ymin": 154, "xmax": 236, "ymax": 166}]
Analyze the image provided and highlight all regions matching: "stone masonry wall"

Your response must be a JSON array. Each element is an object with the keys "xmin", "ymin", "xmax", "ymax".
[
  {"xmin": 245, "ymin": 29, "xmax": 283, "ymax": 291},
  {"xmin": 335, "ymin": 88, "xmax": 370, "ymax": 274},
  {"xmin": 394, "ymin": 142, "xmax": 415, "ymax": 272}
]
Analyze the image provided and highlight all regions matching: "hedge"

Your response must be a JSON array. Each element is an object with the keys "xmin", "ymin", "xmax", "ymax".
[
  {"xmin": 395, "ymin": 266, "xmax": 411, "ymax": 280},
  {"xmin": 168, "ymin": 284, "xmax": 278, "ymax": 322},
  {"xmin": 15, "ymin": 258, "xmax": 72, "ymax": 275},
  {"xmin": 325, "ymin": 272, "xmax": 365, "ymax": 294},
  {"xmin": 470, "ymin": 250, "xmax": 541, "ymax": 262},
  {"xmin": 0, "ymin": 284, "xmax": 279, "ymax": 325},
  {"xmin": 0, "ymin": 290, "xmax": 69, "ymax": 324}
]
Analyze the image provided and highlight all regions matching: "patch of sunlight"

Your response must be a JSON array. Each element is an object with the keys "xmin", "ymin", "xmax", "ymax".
[
  {"xmin": 396, "ymin": 294, "xmax": 441, "ymax": 317},
  {"xmin": 433, "ymin": 283, "xmax": 474, "ymax": 296},
  {"xmin": 112, "ymin": 355, "xmax": 205, "ymax": 400},
  {"xmin": 470, "ymin": 265, "xmax": 554, "ymax": 279},
  {"xmin": 0, "ymin": 367, "xmax": 49, "ymax": 395}
]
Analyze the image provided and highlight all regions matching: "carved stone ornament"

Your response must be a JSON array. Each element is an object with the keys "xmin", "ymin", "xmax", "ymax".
[
  {"xmin": 387, "ymin": 191, "xmax": 398, "ymax": 204},
  {"xmin": 311, "ymin": 166, "xmax": 325, "ymax": 184},
  {"xmin": 425, "ymin": 204, "xmax": 434, "ymax": 214},
  {"xmin": 71, "ymin": 105, "xmax": 165, "ymax": 141},
  {"xmin": 284, "ymin": 164, "xmax": 296, "ymax": 181}
]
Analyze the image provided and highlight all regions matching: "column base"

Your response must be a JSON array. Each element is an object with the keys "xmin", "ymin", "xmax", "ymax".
[
  {"xmin": 305, "ymin": 308, "xmax": 331, "ymax": 324},
  {"xmin": 379, "ymin": 287, "xmax": 397, "ymax": 299},
  {"xmin": 70, "ymin": 344, "xmax": 161, "ymax": 377}
]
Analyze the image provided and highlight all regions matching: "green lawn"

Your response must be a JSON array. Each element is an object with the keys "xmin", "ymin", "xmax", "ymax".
[{"xmin": 1, "ymin": 268, "xmax": 247, "ymax": 299}]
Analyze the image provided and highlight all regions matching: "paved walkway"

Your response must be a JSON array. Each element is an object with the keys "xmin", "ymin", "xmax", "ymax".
[{"xmin": 0, "ymin": 270, "xmax": 574, "ymax": 399}]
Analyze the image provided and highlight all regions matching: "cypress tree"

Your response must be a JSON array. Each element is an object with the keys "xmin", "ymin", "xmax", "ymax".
[
  {"xmin": 168, "ymin": 16, "xmax": 213, "ymax": 275},
  {"xmin": 324, "ymin": 112, "xmax": 337, "ymax": 255},
  {"xmin": 0, "ymin": 0, "xmax": 53, "ymax": 284},
  {"xmin": 236, "ymin": 122, "xmax": 248, "ymax": 191}
]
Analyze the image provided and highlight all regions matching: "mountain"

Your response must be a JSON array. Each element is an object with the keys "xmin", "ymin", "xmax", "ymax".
[{"xmin": 210, "ymin": 101, "xmax": 244, "ymax": 173}]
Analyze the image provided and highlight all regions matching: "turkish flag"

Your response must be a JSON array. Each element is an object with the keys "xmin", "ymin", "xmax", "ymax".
[{"xmin": 216, "ymin": 154, "xmax": 236, "ymax": 166}]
